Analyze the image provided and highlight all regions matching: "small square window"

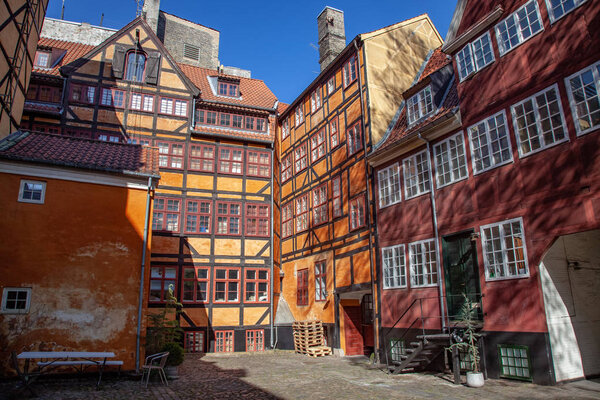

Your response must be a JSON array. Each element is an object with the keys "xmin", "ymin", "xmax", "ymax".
[
  {"xmin": 18, "ymin": 180, "xmax": 46, "ymax": 204},
  {"xmin": 2, "ymin": 288, "xmax": 31, "ymax": 313},
  {"xmin": 498, "ymin": 344, "xmax": 532, "ymax": 381}
]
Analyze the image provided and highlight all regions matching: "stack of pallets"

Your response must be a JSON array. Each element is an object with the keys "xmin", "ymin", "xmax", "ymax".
[{"xmin": 292, "ymin": 320, "xmax": 332, "ymax": 357}]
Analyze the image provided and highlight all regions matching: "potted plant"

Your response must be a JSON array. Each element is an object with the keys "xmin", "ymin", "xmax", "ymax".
[
  {"xmin": 447, "ymin": 294, "xmax": 484, "ymax": 388},
  {"xmin": 162, "ymin": 341, "xmax": 184, "ymax": 379},
  {"xmin": 145, "ymin": 285, "xmax": 184, "ymax": 379}
]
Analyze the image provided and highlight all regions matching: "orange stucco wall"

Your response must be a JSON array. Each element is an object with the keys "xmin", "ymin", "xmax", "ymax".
[{"xmin": 0, "ymin": 171, "xmax": 151, "ymax": 374}]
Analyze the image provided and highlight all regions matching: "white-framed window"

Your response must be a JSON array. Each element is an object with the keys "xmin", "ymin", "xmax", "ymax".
[
  {"xmin": 18, "ymin": 180, "xmax": 46, "ymax": 204},
  {"xmin": 545, "ymin": 0, "xmax": 588, "ymax": 23},
  {"xmin": 327, "ymin": 76, "xmax": 336, "ymax": 95},
  {"xmin": 403, "ymin": 150, "xmax": 430, "ymax": 199},
  {"xmin": 378, "ymin": 163, "xmax": 401, "ymax": 208},
  {"xmin": 407, "ymin": 86, "xmax": 434, "ymax": 125},
  {"xmin": 434, "ymin": 132, "xmax": 468, "ymax": 188},
  {"xmin": 511, "ymin": 84, "xmax": 568, "ymax": 156},
  {"xmin": 495, "ymin": 0, "xmax": 543, "ymax": 56},
  {"xmin": 282, "ymin": 119, "xmax": 289, "ymax": 140},
  {"xmin": 382, "ymin": 244, "xmax": 407, "ymax": 289},
  {"xmin": 295, "ymin": 105, "xmax": 304, "ymax": 127},
  {"xmin": 174, "ymin": 100, "xmax": 187, "ymax": 117},
  {"xmin": 2, "ymin": 288, "xmax": 31, "ymax": 314},
  {"xmin": 160, "ymin": 98, "xmax": 173, "ymax": 114},
  {"xmin": 565, "ymin": 61, "xmax": 600, "ymax": 136},
  {"xmin": 481, "ymin": 217, "xmax": 529, "ymax": 281},
  {"xmin": 409, "ymin": 239, "xmax": 438, "ymax": 287},
  {"xmin": 310, "ymin": 88, "xmax": 322, "ymax": 113},
  {"xmin": 467, "ymin": 110, "xmax": 513, "ymax": 174},
  {"xmin": 456, "ymin": 31, "xmax": 495, "ymax": 81}
]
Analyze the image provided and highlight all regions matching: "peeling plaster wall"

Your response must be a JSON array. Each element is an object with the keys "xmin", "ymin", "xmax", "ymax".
[{"xmin": 0, "ymin": 172, "xmax": 150, "ymax": 375}]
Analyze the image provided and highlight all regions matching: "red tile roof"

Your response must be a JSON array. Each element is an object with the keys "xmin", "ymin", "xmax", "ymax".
[
  {"xmin": 23, "ymin": 101, "xmax": 62, "ymax": 114},
  {"xmin": 179, "ymin": 63, "xmax": 278, "ymax": 110},
  {"xmin": 34, "ymin": 38, "xmax": 95, "ymax": 77},
  {"xmin": 374, "ymin": 49, "xmax": 459, "ymax": 153},
  {"xmin": 418, "ymin": 48, "xmax": 452, "ymax": 83},
  {"xmin": 0, "ymin": 131, "xmax": 159, "ymax": 178}
]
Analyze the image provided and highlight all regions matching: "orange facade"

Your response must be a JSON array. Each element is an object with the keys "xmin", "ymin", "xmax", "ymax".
[{"xmin": 0, "ymin": 168, "xmax": 152, "ymax": 373}]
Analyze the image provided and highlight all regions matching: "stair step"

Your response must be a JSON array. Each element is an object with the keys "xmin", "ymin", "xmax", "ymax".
[
  {"xmin": 400, "ymin": 355, "xmax": 430, "ymax": 362},
  {"xmin": 417, "ymin": 334, "xmax": 451, "ymax": 340},
  {"xmin": 409, "ymin": 341, "xmax": 422, "ymax": 348}
]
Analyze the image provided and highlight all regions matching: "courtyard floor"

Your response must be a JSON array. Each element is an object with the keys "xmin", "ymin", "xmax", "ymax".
[{"xmin": 2, "ymin": 351, "xmax": 600, "ymax": 400}]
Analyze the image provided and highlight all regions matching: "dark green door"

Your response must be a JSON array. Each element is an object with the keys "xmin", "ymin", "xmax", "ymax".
[{"xmin": 442, "ymin": 230, "xmax": 482, "ymax": 321}]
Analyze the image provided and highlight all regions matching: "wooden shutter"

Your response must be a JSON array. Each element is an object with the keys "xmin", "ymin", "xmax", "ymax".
[
  {"xmin": 112, "ymin": 44, "xmax": 126, "ymax": 79},
  {"xmin": 145, "ymin": 52, "xmax": 161, "ymax": 85}
]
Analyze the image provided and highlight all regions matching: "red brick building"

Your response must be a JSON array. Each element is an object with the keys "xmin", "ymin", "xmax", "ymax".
[{"xmin": 370, "ymin": 0, "xmax": 600, "ymax": 385}]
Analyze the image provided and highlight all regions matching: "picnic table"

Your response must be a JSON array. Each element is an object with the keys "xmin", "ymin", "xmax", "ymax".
[{"xmin": 12, "ymin": 351, "xmax": 122, "ymax": 395}]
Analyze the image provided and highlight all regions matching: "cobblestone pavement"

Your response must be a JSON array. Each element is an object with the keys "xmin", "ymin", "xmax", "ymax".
[{"xmin": 2, "ymin": 351, "xmax": 600, "ymax": 399}]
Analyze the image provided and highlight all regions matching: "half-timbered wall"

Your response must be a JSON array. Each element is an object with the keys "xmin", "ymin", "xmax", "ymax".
[{"xmin": 0, "ymin": 0, "xmax": 49, "ymax": 136}]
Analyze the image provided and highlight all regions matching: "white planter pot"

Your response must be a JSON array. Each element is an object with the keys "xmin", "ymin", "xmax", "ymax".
[
  {"xmin": 466, "ymin": 371, "xmax": 484, "ymax": 387},
  {"xmin": 165, "ymin": 365, "xmax": 179, "ymax": 380}
]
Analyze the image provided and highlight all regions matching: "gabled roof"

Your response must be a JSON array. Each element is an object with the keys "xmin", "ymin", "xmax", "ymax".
[
  {"xmin": 179, "ymin": 63, "xmax": 278, "ymax": 110},
  {"xmin": 60, "ymin": 17, "xmax": 200, "ymax": 97},
  {"xmin": 33, "ymin": 38, "xmax": 94, "ymax": 77},
  {"xmin": 371, "ymin": 48, "xmax": 459, "ymax": 156},
  {"xmin": 0, "ymin": 131, "xmax": 159, "ymax": 178}
]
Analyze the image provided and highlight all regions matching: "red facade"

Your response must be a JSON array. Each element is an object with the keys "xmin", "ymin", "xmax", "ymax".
[{"xmin": 372, "ymin": 0, "xmax": 600, "ymax": 384}]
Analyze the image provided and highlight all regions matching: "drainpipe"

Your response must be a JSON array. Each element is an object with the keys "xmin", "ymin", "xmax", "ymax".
[
  {"xmin": 269, "ymin": 140, "xmax": 275, "ymax": 349},
  {"xmin": 418, "ymin": 134, "xmax": 447, "ymax": 332},
  {"xmin": 136, "ymin": 176, "xmax": 154, "ymax": 373},
  {"xmin": 353, "ymin": 39, "xmax": 379, "ymax": 360}
]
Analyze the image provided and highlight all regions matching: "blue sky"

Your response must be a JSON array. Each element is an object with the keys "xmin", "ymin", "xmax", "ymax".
[{"xmin": 46, "ymin": 1, "xmax": 457, "ymax": 104}]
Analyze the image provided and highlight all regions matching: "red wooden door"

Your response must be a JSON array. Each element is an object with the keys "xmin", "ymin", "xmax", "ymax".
[{"xmin": 343, "ymin": 306, "xmax": 364, "ymax": 356}]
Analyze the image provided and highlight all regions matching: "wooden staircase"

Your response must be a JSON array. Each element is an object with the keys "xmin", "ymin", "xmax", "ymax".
[{"xmin": 389, "ymin": 333, "xmax": 451, "ymax": 374}]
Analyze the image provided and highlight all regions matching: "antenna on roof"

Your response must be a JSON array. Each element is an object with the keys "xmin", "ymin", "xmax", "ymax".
[
  {"xmin": 135, "ymin": 0, "xmax": 144, "ymax": 17},
  {"xmin": 100, "ymin": 13, "xmax": 104, "ymax": 26},
  {"xmin": 61, "ymin": 0, "xmax": 65, "ymax": 20}
]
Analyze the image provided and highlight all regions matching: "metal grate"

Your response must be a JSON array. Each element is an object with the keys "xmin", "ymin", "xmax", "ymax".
[{"xmin": 183, "ymin": 43, "xmax": 200, "ymax": 61}]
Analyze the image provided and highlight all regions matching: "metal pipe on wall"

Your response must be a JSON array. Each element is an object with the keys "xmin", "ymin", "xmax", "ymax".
[{"xmin": 135, "ymin": 175, "xmax": 154, "ymax": 373}]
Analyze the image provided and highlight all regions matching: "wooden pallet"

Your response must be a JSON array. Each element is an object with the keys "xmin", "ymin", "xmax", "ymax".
[{"xmin": 306, "ymin": 346, "xmax": 332, "ymax": 357}]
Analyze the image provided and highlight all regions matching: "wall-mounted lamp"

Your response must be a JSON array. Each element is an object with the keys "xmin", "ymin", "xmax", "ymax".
[
  {"xmin": 470, "ymin": 232, "xmax": 480, "ymax": 241},
  {"xmin": 567, "ymin": 261, "xmax": 581, "ymax": 270}
]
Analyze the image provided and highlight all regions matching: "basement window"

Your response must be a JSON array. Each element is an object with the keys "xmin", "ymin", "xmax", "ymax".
[
  {"xmin": 1, "ymin": 288, "xmax": 31, "ymax": 314},
  {"xmin": 184, "ymin": 331, "xmax": 205, "ymax": 353},
  {"xmin": 246, "ymin": 329, "xmax": 264, "ymax": 352},
  {"xmin": 498, "ymin": 344, "xmax": 532, "ymax": 381},
  {"xmin": 215, "ymin": 330, "xmax": 234, "ymax": 352},
  {"xmin": 389, "ymin": 338, "xmax": 405, "ymax": 362}
]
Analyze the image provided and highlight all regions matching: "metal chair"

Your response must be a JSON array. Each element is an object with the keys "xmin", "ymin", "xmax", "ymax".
[{"xmin": 140, "ymin": 352, "xmax": 169, "ymax": 387}]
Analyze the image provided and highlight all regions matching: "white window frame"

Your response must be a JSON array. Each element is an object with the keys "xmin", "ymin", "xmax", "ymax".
[
  {"xmin": 480, "ymin": 217, "xmax": 530, "ymax": 281},
  {"xmin": 310, "ymin": 88, "xmax": 322, "ymax": 113},
  {"xmin": 565, "ymin": 61, "xmax": 600, "ymax": 136},
  {"xmin": 456, "ymin": 31, "xmax": 495, "ymax": 82},
  {"xmin": 467, "ymin": 110, "xmax": 514, "ymax": 175},
  {"xmin": 378, "ymin": 163, "xmax": 402, "ymax": 208},
  {"xmin": 18, "ymin": 179, "xmax": 46, "ymax": 204},
  {"xmin": 495, "ymin": 0, "xmax": 544, "ymax": 56},
  {"xmin": 382, "ymin": 244, "xmax": 407, "ymax": 289},
  {"xmin": 282, "ymin": 119, "xmax": 289, "ymax": 140},
  {"xmin": 409, "ymin": 239, "xmax": 438, "ymax": 288},
  {"xmin": 434, "ymin": 131, "xmax": 469, "ymax": 188},
  {"xmin": 510, "ymin": 84, "xmax": 569, "ymax": 157},
  {"xmin": 295, "ymin": 105, "xmax": 304, "ymax": 127},
  {"xmin": 544, "ymin": 0, "xmax": 588, "ymax": 23},
  {"xmin": 407, "ymin": 86, "xmax": 434, "ymax": 125},
  {"xmin": 403, "ymin": 150, "xmax": 431, "ymax": 200},
  {"xmin": 2, "ymin": 287, "xmax": 32, "ymax": 314}
]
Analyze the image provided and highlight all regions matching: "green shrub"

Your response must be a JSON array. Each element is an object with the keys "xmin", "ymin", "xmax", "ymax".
[{"xmin": 162, "ymin": 342, "xmax": 184, "ymax": 366}]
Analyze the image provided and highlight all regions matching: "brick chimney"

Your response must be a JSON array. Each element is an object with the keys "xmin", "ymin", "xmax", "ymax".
[
  {"xmin": 142, "ymin": 0, "xmax": 160, "ymax": 32},
  {"xmin": 317, "ymin": 6, "xmax": 346, "ymax": 72}
]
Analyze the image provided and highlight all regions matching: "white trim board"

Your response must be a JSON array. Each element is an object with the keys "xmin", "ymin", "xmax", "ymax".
[{"xmin": 0, "ymin": 161, "xmax": 153, "ymax": 190}]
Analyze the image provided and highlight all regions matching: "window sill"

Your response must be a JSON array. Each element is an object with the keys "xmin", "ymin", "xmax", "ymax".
[{"xmin": 485, "ymin": 273, "xmax": 530, "ymax": 282}]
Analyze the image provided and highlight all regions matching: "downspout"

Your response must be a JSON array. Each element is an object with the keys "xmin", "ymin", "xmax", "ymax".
[
  {"xmin": 354, "ymin": 39, "xmax": 379, "ymax": 359},
  {"xmin": 418, "ymin": 134, "xmax": 447, "ymax": 332},
  {"xmin": 269, "ymin": 140, "xmax": 275, "ymax": 349},
  {"xmin": 136, "ymin": 175, "xmax": 154, "ymax": 373}
]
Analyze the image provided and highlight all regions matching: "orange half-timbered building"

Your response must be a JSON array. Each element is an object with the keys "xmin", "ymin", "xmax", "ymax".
[
  {"xmin": 275, "ymin": 8, "xmax": 443, "ymax": 357},
  {"xmin": 20, "ymin": 14, "xmax": 279, "ymax": 354}
]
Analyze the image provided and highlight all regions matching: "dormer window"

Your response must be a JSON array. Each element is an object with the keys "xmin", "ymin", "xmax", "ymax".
[
  {"xmin": 34, "ymin": 50, "xmax": 51, "ymax": 68},
  {"xmin": 219, "ymin": 81, "xmax": 239, "ymax": 97},
  {"xmin": 407, "ymin": 86, "xmax": 434, "ymax": 125},
  {"xmin": 125, "ymin": 51, "xmax": 146, "ymax": 82}
]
